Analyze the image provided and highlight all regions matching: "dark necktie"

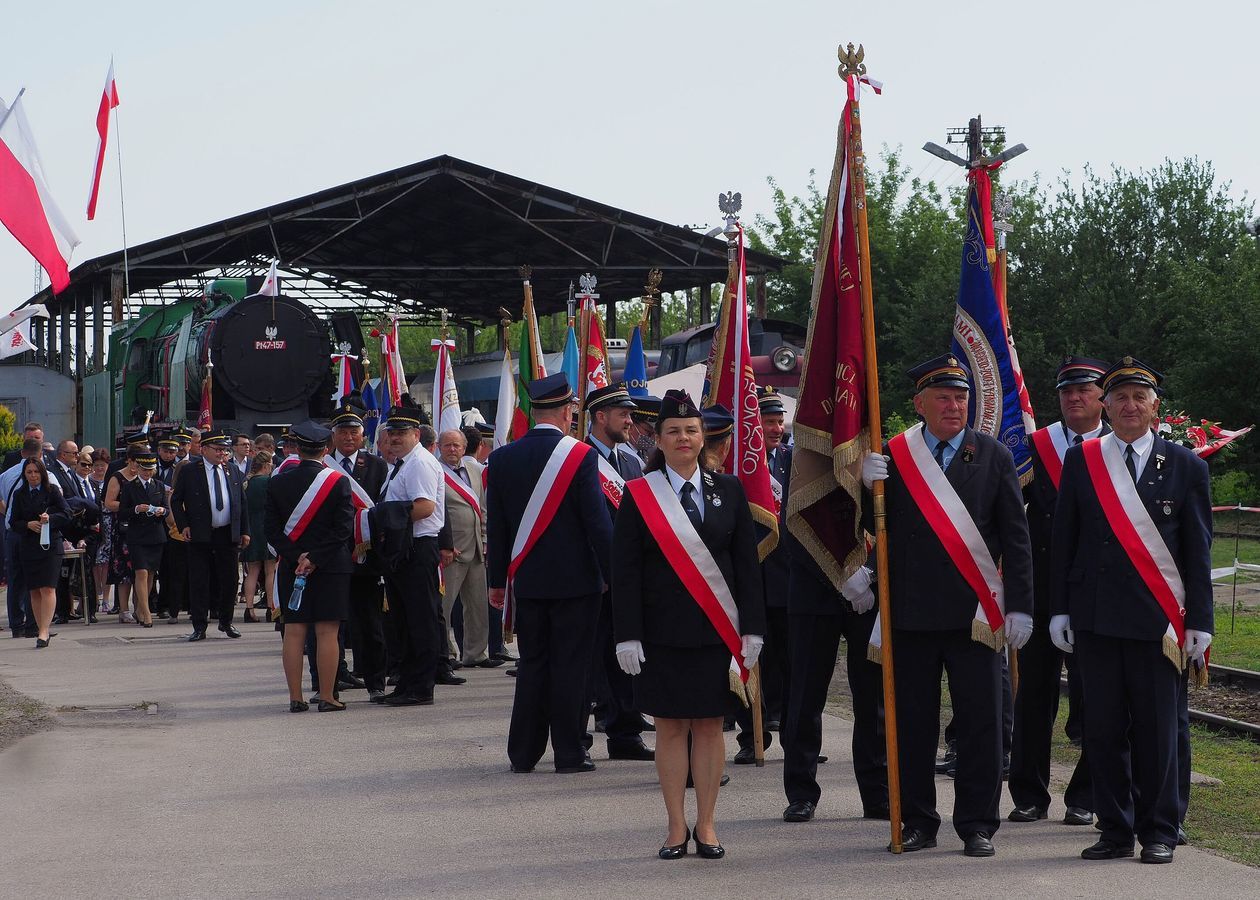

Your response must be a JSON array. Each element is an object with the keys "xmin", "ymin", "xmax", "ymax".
[
  {"xmin": 934, "ymin": 440, "xmax": 950, "ymax": 471},
  {"xmin": 458, "ymin": 467, "xmax": 471, "ymax": 487},
  {"xmin": 65, "ymin": 466, "xmax": 81, "ymax": 496},
  {"xmin": 1125, "ymin": 445, "xmax": 1137, "ymax": 483},
  {"xmin": 680, "ymin": 482, "xmax": 703, "ymax": 531},
  {"xmin": 212, "ymin": 464, "xmax": 225, "ymax": 511},
  {"xmin": 341, "ymin": 456, "xmax": 354, "ymax": 474},
  {"xmin": 1073, "ymin": 434, "xmax": 1084, "ymax": 445},
  {"xmin": 607, "ymin": 450, "xmax": 621, "ymax": 477}
]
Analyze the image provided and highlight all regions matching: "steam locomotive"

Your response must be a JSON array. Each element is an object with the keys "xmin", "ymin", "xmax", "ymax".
[{"xmin": 107, "ymin": 278, "xmax": 362, "ymax": 439}]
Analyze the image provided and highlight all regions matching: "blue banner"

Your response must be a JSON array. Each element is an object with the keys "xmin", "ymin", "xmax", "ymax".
[
  {"xmin": 361, "ymin": 376, "xmax": 380, "ymax": 445},
  {"xmin": 561, "ymin": 323, "xmax": 579, "ymax": 393},
  {"xmin": 950, "ymin": 186, "xmax": 1033, "ymax": 481},
  {"xmin": 623, "ymin": 325, "xmax": 649, "ymax": 397}
]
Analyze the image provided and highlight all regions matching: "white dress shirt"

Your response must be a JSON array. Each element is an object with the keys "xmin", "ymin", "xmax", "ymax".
[
  {"xmin": 664, "ymin": 465, "xmax": 704, "ymax": 522},
  {"xmin": 203, "ymin": 458, "xmax": 232, "ymax": 528},
  {"xmin": 1119, "ymin": 429, "xmax": 1156, "ymax": 480},
  {"xmin": 384, "ymin": 443, "xmax": 444, "ymax": 537}
]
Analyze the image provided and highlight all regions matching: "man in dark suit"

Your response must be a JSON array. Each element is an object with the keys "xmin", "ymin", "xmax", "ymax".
[
  {"xmin": 46, "ymin": 439, "xmax": 86, "ymax": 624},
  {"xmin": 487, "ymin": 374, "xmax": 613, "ymax": 774},
  {"xmin": 170, "ymin": 428, "xmax": 250, "ymax": 641},
  {"xmin": 1050, "ymin": 357, "xmax": 1213, "ymax": 865},
  {"xmin": 583, "ymin": 382, "xmax": 653, "ymax": 762},
  {"xmin": 862, "ymin": 354, "xmax": 1034, "ymax": 858},
  {"xmin": 328, "ymin": 403, "xmax": 390, "ymax": 701},
  {"xmin": 1008, "ymin": 357, "xmax": 1110, "ymax": 827}
]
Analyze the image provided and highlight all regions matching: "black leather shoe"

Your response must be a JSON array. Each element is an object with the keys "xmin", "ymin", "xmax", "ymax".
[
  {"xmin": 88, "ymin": 615, "xmax": 98, "ymax": 624},
  {"xmin": 368, "ymin": 689, "xmax": 386, "ymax": 703},
  {"xmin": 894, "ymin": 827, "xmax": 937, "ymax": 853},
  {"xmin": 219, "ymin": 624, "xmax": 241, "ymax": 638},
  {"xmin": 659, "ymin": 827, "xmax": 690, "ymax": 860},
  {"xmin": 35, "ymin": 638, "xmax": 49, "ymax": 649},
  {"xmin": 556, "ymin": 755, "xmax": 595, "ymax": 774},
  {"xmin": 963, "ymin": 832, "xmax": 995, "ymax": 857},
  {"xmin": 1140, "ymin": 843, "xmax": 1174, "ymax": 864},
  {"xmin": 1064, "ymin": 807, "xmax": 1094, "ymax": 826},
  {"xmin": 475, "ymin": 657, "xmax": 505, "ymax": 668},
  {"xmin": 692, "ymin": 827, "xmax": 724, "ymax": 859},
  {"xmin": 491, "ymin": 652, "xmax": 518, "ymax": 663},
  {"xmin": 506, "ymin": 667, "xmax": 517, "ymax": 677},
  {"xmin": 448, "ymin": 658, "xmax": 464, "ymax": 670},
  {"xmin": 1177, "ymin": 825, "xmax": 1187, "ymax": 846},
  {"xmin": 384, "ymin": 693, "xmax": 433, "ymax": 706},
  {"xmin": 435, "ymin": 672, "xmax": 466, "ymax": 685},
  {"xmin": 50, "ymin": 616, "xmax": 67, "ymax": 625},
  {"xmin": 935, "ymin": 744, "xmax": 957, "ymax": 774},
  {"xmin": 863, "ymin": 805, "xmax": 891, "ymax": 820},
  {"xmin": 1081, "ymin": 839, "xmax": 1134, "ymax": 860},
  {"xmin": 289, "ymin": 700, "xmax": 309, "ymax": 713},
  {"xmin": 318, "ymin": 698, "xmax": 347, "ymax": 712},
  {"xmin": 187, "ymin": 630, "xmax": 207, "ymax": 642},
  {"xmin": 783, "ymin": 800, "xmax": 816, "ymax": 823},
  {"xmin": 733, "ymin": 746, "xmax": 756, "ymax": 765},
  {"xmin": 510, "ymin": 764, "xmax": 534, "ymax": 774},
  {"xmin": 608, "ymin": 742, "xmax": 655, "ymax": 761},
  {"xmin": 337, "ymin": 674, "xmax": 367, "ymax": 690},
  {"xmin": 1008, "ymin": 805, "xmax": 1048, "ymax": 823}
]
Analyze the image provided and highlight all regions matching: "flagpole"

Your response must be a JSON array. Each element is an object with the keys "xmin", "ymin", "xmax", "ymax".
[
  {"xmin": 113, "ymin": 93, "xmax": 131, "ymax": 315},
  {"xmin": 839, "ymin": 42, "xmax": 903, "ymax": 853},
  {"xmin": 0, "ymin": 87, "xmax": 24, "ymax": 132},
  {"xmin": 992, "ymin": 194, "xmax": 1020, "ymax": 698}
]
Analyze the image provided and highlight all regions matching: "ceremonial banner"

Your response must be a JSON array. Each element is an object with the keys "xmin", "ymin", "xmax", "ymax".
[
  {"xmin": 623, "ymin": 324, "xmax": 649, "ymax": 397},
  {"xmin": 494, "ymin": 347, "xmax": 515, "ymax": 449},
  {"xmin": 197, "ymin": 360, "xmax": 214, "ymax": 430},
  {"xmin": 561, "ymin": 321, "xmax": 579, "ymax": 396},
  {"xmin": 361, "ymin": 377, "xmax": 380, "ymax": 447},
  {"xmin": 0, "ymin": 93, "xmax": 81, "ymax": 294},
  {"xmin": 331, "ymin": 349, "xmax": 357, "ymax": 405},
  {"xmin": 951, "ymin": 176, "xmax": 1035, "ymax": 484},
  {"xmin": 379, "ymin": 315, "xmax": 406, "ymax": 409},
  {"xmin": 0, "ymin": 304, "xmax": 47, "ymax": 360},
  {"xmin": 580, "ymin": 293, "xmax": 610, "ymax": 398},
  {"xmin": 85, "ymin": 60, "xmax": 120, "ymax": 221},
  {"xmin": 784, "ymin": 75, "xmax": 869, "ymax": 589},
  {"xmin": 703, "ymin": 224, "xmax": 778, "ymax": 559},
  {"xmin": 431, "ymin": 337, "xmax": 461, "ymax": 433},
  {"xmin": 513, "ymin": 276, "xmax": 547, "ymax": 439}
]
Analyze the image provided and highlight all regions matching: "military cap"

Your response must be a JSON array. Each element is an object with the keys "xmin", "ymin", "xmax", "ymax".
[
  {"xmin": 1099, "ymin": 356, "xmax": 1163, "ymax": 395},
  {"xmin": 123, "ymin": 430, "xmax": 152, "ymax": 449},
  {"xmin": 287, "ymin": 419, "xmax": 332, "ymax": 450},
  {"xmin": 701, "ymin": 404, "xmax": 735, "ymax": 440},
  {"xmin": 474, "ymin": 422, "xmax": 495, "ymax": 437},
  {"xmin": 382, "ymin": 405, "xmax": 424, "ymax": 430},
  {"xmin": 330, "ymin": 402, "xmax": 365, "ymax": 428},
  {"xmin": 1055, "ymin": 356, "xmax": 1110, "ymax": 391},
  {"xmin": 173, "ymin": 428, "xmax": 194, "ymax": 445},
  {"xmin": 908, "ymin": 354, "xmax": 971, "ymax": 392},
  {"xmin": 585, "ymin": 382, "xmax": 637, "ymax": 413},
  {"xmin": 631, "ymin": 395, "xmax": 661, "ymax": 423},
  {"xmin": 199, "ymin": 429, "xmax": 232, "ymax": 447},
  {"xmin": 757, "ymin": 385, "xmax": 786, "ymax": 415},
  {"xmin": 527, "ymin": 373, "xmax": 575, "ymax": 409},
  {"xmin": 657, "ymin": 389, "xmax": 703, "ymax": 425},
  {"xmin": 128, "ymin": 447, "xmax": 157, "ymax": 468}
]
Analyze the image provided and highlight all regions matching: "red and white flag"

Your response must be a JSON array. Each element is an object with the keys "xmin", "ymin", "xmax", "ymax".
[
  {"xmin": 494, "ymin": 346, "xmax": 516, "ymax": 449},
  {"xmin": 257, "ymin": 260, "xmax": 279, "ymax": 297},
  {"xmin": 0, "ymin": 93, "xmax": 81, "ymax": 294},
  {"xmin": 0, "ymin": 304, "xmax": 48, "ymax": 360},
  {"xmin": 380, "ymin": 315, "xmax": 406, "ymax": 408},
  {"xmin": 331, "ymin": 347, "xmax": 357, "ymax": 405},
  {"xmin": 431, "ymin": 338, "xmax": 462, "ymax": 433},
  {"xmin": 580, "ymin": 293, "xmax": 610, "ymax": 397},
  {"xmin": 86, "ymin": 61, "xmax": 120, "ymax": 221}
]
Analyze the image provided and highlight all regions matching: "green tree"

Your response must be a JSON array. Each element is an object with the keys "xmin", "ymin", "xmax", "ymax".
[{"xmin": 0, "ymin": 404, "xmax": 20, "ymax": 453}]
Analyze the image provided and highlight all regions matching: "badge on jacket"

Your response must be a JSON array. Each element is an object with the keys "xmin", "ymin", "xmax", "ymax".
[{"xmin": 1161, "ymin": 500, "xmax": 1173, "ymax": 516}]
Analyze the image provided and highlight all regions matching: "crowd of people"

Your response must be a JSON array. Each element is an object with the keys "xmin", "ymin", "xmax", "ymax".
[{"xmin": 0, "ymin": 349, "xmax": 1212, "ymax": 867}]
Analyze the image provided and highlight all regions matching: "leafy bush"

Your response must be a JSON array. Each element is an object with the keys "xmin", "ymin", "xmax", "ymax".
[{"xmin": 0, "ymin": 404, "xmax": 21, "ymax": 453}]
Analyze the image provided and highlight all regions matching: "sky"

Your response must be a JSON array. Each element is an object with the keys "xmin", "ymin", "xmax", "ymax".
[{"xmin": 3, "ymin": 0, "xmax": 1257, "ymax": 314}]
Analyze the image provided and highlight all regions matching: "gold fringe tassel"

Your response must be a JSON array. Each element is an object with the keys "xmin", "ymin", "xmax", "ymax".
[
  {"xmin": 867, "ymin": 642, "xmax": 882, "ymax": 665},
  {"xmin": 972, "ymin": 619, "xmax": 1004, "ymax": 652},
  {"xmin": 1162, "ymin": 633, "xmax": 1187, "ymax": 674},
  {"xmin": 729, "ymin": 667, "xmax": 749, "ymax": 706}
]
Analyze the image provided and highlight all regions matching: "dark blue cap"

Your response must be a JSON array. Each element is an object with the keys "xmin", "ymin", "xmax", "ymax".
[
  {"xmin": 908, "ymin": 353, "xmax": 971, "ymax": 391},
  {"xmin": 701, "ymin": 404, "xmax": 735, "ymax": 439},
  {"xmin": 1100, "ymin": 356, "xmax": 1163, "ymax": 395},
  {"xmin": 527, "ymin": 373, "xmax": 574, "ymax": 409},
  {"xmin": 1056, "ymin": 356, "xmax": 1110, "ymax": 390}
]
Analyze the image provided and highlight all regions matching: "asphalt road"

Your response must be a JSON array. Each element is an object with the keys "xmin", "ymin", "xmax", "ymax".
[{"xmin": 0, "ymin": 617, "xmax": 1254, "ymax": 899}]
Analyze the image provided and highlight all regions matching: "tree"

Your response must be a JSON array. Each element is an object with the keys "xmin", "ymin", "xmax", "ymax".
[{"xmin": 0, "ymin": 404, "xmax": 20, "ymax": 453}]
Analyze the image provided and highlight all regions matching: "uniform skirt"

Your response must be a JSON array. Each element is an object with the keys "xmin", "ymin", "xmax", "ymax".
[
  {"xmin": 634, "ymin": 642, "xmax": 734, "ymax": 720},
  {"xmin": 21, "ymin": 548, "xmax": 64, "ymax": 590},
  {"xmin": 127, "ymin": 541, "xmax": 165, "ymax": 572},
  {"xmin": 277, "ymin": 568, "xmax": 350, "ymax": 624}
]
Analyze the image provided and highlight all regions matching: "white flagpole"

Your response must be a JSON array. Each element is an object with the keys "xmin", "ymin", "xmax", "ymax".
[{"xmin": 113, "ymin": 83, "xmax": 131, "ymax": 315}]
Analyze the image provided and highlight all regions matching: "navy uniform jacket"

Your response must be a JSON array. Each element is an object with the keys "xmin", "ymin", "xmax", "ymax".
[
  {"xmin": 1025, "ymin": 422, "xmax": 1110, "ymax": 623},
  {"xmin": 486, "ymin": 427, "xmax": 612, "ymax": 599},
  {"xmin": 761, "ymin": 444, "xmax": 792, "ymax": 608},
  {"xmin": 868, "ymin": 426, "xmax": 1033, "ymax": 631},
  {"xmin": 1050, "ymin": 435, "xmax": 1213, "ymax": 639},
  {"xmin": 264, "ymin": 460, "xmax": 355, "ymax": 575},
  {"xmin": 118, "ymin": 477, "xmax": 170, "ymax": 546},
  {"xmin": 586, "ymin": 438, "xmax": 644, "ymax": 523},
  {"xmin": 171, "ymin": 457, "xmax": 250, "ymax": 543},
  {"xmin": 613, "ymin": 469, "xmax": 766, "ymax": 647}
]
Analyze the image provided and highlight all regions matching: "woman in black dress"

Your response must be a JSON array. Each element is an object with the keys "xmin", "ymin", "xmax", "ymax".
[
  {"xmin": 9, "ymin": 459, "xmax": 70, "ymax": 648},
  {"xmin": 613, "ymin": 390, "xmax": 765, "ymax": 859},
  {"xmin": 118, "ymin": 452, "xmax": 168, "ymax": 627}
]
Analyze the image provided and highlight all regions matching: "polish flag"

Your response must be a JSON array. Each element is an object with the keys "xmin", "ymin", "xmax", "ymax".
[
  {"xmin": 431, "ymin": 338, "xmax": 461, "ymax": 434},
  {"xmin": 0, "ymin": 93, "xmax": 81, "ymax": 294},
  {"xmin": 256, "ymin": 260, "xmax": 279, "ymax": 296},
  {"xmin": 86, "ymin": 61, "xmax": 120, "ymax": 221},
  {"xmin": 0, "ymin": 304, "xmax": 46, "ymax": 360}
]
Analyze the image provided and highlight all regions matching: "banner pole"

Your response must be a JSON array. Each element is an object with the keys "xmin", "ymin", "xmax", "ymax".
[{"xmin": 839, "ymin": 43, "xmax": 903, "ymax": 853}]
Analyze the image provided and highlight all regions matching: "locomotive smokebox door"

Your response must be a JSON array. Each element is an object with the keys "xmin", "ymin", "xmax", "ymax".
[{"xmin": 209, "ymin": 294, "xmax": 331, "ymax": 412}]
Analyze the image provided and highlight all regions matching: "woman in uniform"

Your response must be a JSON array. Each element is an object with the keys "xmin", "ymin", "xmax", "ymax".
[
  {"xmin": 9, "ymin": 459, "xmax": 70, "ymax": 648},
  {"xmin": 118, "ymin": 451, "xmax": 168, "ymax": 627},
  {"xmin": 613, "ymin": 390, "xmax": 764, "ymax": 859}
]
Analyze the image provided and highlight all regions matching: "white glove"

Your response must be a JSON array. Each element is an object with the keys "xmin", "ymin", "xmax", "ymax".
[
  {"xmin": 842, "ymin": 566, "xmax": 875, "ymax": 615},
  {"xmin": 741, "ymin": 634, "xmax": 765, "ymax": 671},
  {"xmin": 1184, "ymin": 629, "xmax": 1212, "ymax": 664},
  {"xmin": 1049, "ymin": 614, "xmax": 1074, "ymax": 654},
  {"xmin": 615, "ymin": 640, "xmax": 645, "ymax": 676},
  {"xmin": 1005, "ymin": 612, "xmax": 1033, "ymax": 650},
  {"xmin": 861, "ymin": 452, "xmax": 889, "ymax": 489}
]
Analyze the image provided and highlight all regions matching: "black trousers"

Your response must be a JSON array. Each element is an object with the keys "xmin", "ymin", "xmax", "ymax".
[
  {"xmin": 894, "ymin": 628, "xmax": 1003, "ymax": 842},
  {"xmin": 160, "ymin": 540, "xmax": 188, "ymax": 617},
  {"xmin": 348, "ymin": 569, "xmax": 387, "ymax": 691},
  {"xmin": 588, "ymin": 591, "xmax": 644, "ymax": 750},
  {"xmin": 1008, "ymin": 625, "xmax": 1092, "ymax": 812},
  {"xmin": 187, "ymin": 528, "xmax": 239, "ymax": 631},
  {"xmin": 1075, "ymin": 631, "xmax": 1181, "ymax": 848},
  {"xmin": 736, "ymin": 605, "xmax": 789, "ymax": 750},
  {"xmin": 508, "ymin": 592, "xmax": 601, "ymax": 771},
  {"xmin": 783, "ymin": 608, "xmax": 887, "ymax": 812},
  {"xmin": 384, "ymin": 537, "xmax": 439, "ymax": 697}
]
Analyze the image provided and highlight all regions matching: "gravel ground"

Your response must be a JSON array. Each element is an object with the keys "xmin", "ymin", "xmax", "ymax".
[{"xmin": 0, "ymin": 675, "xmax": 53, "ymax": 752}]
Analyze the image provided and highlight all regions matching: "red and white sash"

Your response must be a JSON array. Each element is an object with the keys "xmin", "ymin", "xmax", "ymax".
[
  {"xmin": 1081, "ymin": 434, "xmax": 1188, "ymax": 670},
  {"xmin": 284, "ymin": 466, "xmax": 345, "ymax": 541},
  {"xmin": 595, "ymin": 452, "xmax": 626, "ymax": 509},
  {"xmin": 886, "ymin": 423, "xmax": 1006, "ymax": 649},
  {"xmin": 443, "ymin": 468, "xmax": 484, "ymax": 521},
  {"xmin": 625, "ymin": 470, "xmax": 749, "ymax": 682},
  {"xmin": 321, "ymin": 455, "xmax": 374, "ymax": 559},
  {"xmin": 503, "ymin": 435, "xmax": 593, "ymax": 629},
  {"xmin": 1030, "ymin": 422, "xmax": 1072, "ymax": 490}
]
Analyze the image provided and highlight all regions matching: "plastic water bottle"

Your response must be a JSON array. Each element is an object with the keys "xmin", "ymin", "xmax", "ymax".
[{"xmin": 288, "ymin": 574, "xmax": 307, "ymax": 612}]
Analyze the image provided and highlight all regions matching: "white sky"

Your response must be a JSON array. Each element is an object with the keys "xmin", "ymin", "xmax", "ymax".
[{"xmin": 3, "ymin": 0, "xmax": 1256, "ymax": 314}]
